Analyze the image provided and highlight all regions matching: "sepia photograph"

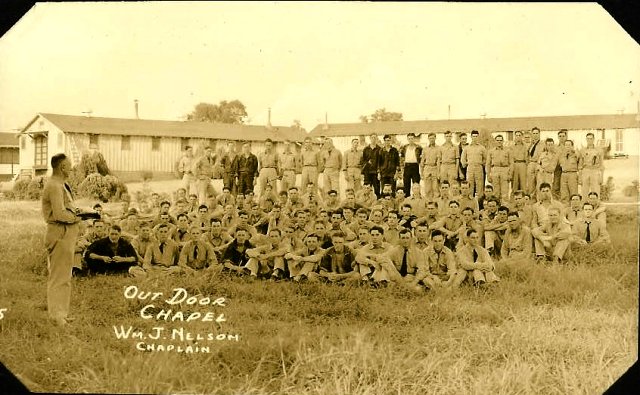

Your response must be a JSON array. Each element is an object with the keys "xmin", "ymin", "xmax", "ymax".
[{"xmin": 0, "ymin": 2, "xmax": 638, "ymax": 394}]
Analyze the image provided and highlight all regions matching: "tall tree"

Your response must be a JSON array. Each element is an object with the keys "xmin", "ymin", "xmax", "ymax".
[
  {"xmin": 359, "ymin": 108, "xmax": 403, "ymax": 123},
  {"xmin": 187, "ymin": 100, "xmax": 248, "ymax": 124}
]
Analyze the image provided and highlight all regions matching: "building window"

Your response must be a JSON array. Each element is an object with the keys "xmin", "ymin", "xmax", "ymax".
[
  {"xmin": 121, "ymin": 135, "xmax": 131, "ymax": 150},
  {"xmin": 0, "ymin": 148, "xmax": 18, "ymax": 164},
  {"xmin": 181, "ymin": 137, "xmax": 190, "ymax": 151},
  {"xmin": 152, "ymin": 137, "xmax": 161, "ymax": 151},
  {"xmin": 89, "ymin": 134, "xmax": 99, "ymax": 146},
  {"xmin": 35, "ymin": 135, "xmax": 48, "ymax": 167},
  {"xmin": 615, "ymin": 129, "xmax": 623, "ymax": 152}
]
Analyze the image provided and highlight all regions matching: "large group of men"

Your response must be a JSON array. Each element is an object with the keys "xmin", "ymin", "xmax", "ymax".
[{"xmin": 72, "ymin": 128, "xmax": 610, "ymax": 293}]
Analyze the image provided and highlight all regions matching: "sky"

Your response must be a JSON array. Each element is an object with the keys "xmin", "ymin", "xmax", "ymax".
[{"xmin": 0, "ymin": 2, "xmax": 639, "ymax": 132}]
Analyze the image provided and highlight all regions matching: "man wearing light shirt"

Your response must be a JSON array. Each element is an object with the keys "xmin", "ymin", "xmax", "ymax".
[
  {"xmin": 400, "ymin": 133, "xmax": 423, "ymax": 196},
  {"xmin": 41, "ymin": 153, "xmax": 82, "ymax": 326}
]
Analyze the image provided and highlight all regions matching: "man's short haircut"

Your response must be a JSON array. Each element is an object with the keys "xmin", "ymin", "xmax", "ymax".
[
  {"xmin": 383, "ymin": 134, "xmax": 391, "ymax": 140},
  {"xmin": 210, "ymin": 217, "xmax": 222, "ymax": 225},
  {"xmin": 189, "ymin": 193, "xmax": 198, "ymax": 199},
  {"xmin": 160, "ymin": 200, "xmax": 171, "ymax": 207},
  {"xmin": 558, "ymin": 129, "xmax": 568, "ymax": 135},
  {"xmin": 328, "ymin": 189, "xmax": 337, "ymax": 196},
  {"xmin": 485, "ymin": 197, "xmax": 499, "ymax": 206},
  {"xmin": 427, "ymin": 200, "xmax": 438, "ymax": 208},
  {"xmin": 51, "ymin": 153, "xmax": 67, "ymax": 169},
  {"xmin": 428, "ymin": 132, "xmax": 436, "ymax": 138},
  {"xmin": 109, "ymin": 224, "xmax": 122, "ymax": 232},
  {"xmin": 513, "ymin": 190, "xmax": 524, "ymax": 198},
  {"xmin": 356, "ymin": 208, "xmax": 369, "ymax": 216},
  {"xmin": 484, "ymin": 184, "xmax": 494, "ymax": 191},
  {"xmin": 495, "ymin": 134, "xmax": 504, "ymax": 140},
  {"xmin": 369, "ymin": 225, "xmax": 384, "ymax": 235},
  {"xmin": 235, "ymin": 226, "xmax": 249, "ymax": 235},
  {"xmin": 92, "ymin": 203, "xmax": 103, "ymax": 209},
  {"xmin": 470, "ymin": 130, "xmax": 479, "ymax": 136},
  {"xmin": 441, "ymin": 180, "xmax": 450, "ymax": 187},
  {"xmin": 352, "ymin": 138, "xmax": 359, "ymax": 143},
  {"xmin": 288, "ymin": 186, "xmax": 299, "ymax": 192},
  {"xmin": 548, "ymin": 207, "xmax": 561, "ymax": 215},
  {"xmin": 387, "ymin": 210, "xmax": 398, "ymax": 217},
  {"xmin": 545, "ymin": 137, "xmax": 554, "ymax": 144},
  {"xmin": 588, "ymin": 192, "xmax": 599, "ymax": 198},
  {"xmin": 268, "ymin": 228, "xmax": 281, "ymax": 236},
  {"xmin": 198, "ymin": 204, "xmax": 208, "ymax": 210},
  {"xmin": 461, "ymin": 207, "xmax": 474, "ymax": 215},
  {"xmin": 93, "ymin": 219, "xmax": 105, "ymax": 226},
  {"xmin": 177, "ymin": 187, "xmax": 186, "ymax": 193},
  {"xmin": 449, "ymin": 200, "xmax": 460, "ymax": 208},
  {"xmin": 570, "ymin": 194, "xmax": 582, "ymax": 200},
  {"xmin": 139, "ymin": 222, "xmax": 151, "ymax": 228},
  {"xmin": 304, "ymin": 233, "xmax": 319, "ymax": 240},
  {"xmin": 431, "ymin": 229, "xmax": 444, "ymax": 239},
  {"xmin": 265, "ymin": 138, "xmax": 273, "ymax": 144},
  {"xmin": 237, "ymin": 210, "xmax": 249, "ymax": 217},
  {"xmin": 331, "ymin": 231, "xmax": 345, "ymax": 239},
  {"xmin": 466, "ymin": 228, "xmax": 478, "ymax": 237},
  {"xmin": 156, "ymin": 223, "xmax": 169, "ymax": 231},
  {"xmin": 344, "ymin": 188, "xmax": 355, "ymax": 195},
  {"xmin": 177, "ymin": 213, "xmax": 189, "ymax": 221},
  {"xmin": 497, "ymin": 205, "xmax": 510, "ymax": 214},
  {"xmin": 507, "ymin": 211, "xmax": 520, "ymax": 219},
  {"xmin": 532, "ymin": 127, "xmax": 540, "ymax": 133},
  {"xmin": 399, "ymin": 228, "xmax": 412, "ymax": 237},
  {"xmin": 460, "ymin": 181, "xmax": 469, "ymax": 187},
  {"xmin": 539, "ymin": 182, "xmax": 552, "ymax": 191},
  {"xmin": 583, "ymin": 202, "xmax": 594, "ymax": 209},
  {"xmin": 586, "ymin": 132, "xmax": 594, "ymax": 138}
]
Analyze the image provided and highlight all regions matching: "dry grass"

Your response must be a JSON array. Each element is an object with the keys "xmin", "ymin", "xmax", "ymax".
[{"xmin": 0, "ymin": 201, "xmax": 637, "ymax": 394}]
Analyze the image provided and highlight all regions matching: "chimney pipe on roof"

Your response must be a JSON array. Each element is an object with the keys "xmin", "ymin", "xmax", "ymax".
[
  {"xmin": 134, "ymin": 99, "xmax": 139, "ymax": 119},
  {"xmin": 323, "ymin": 112, "xmax": 328, "ymax": 131},
  {"xmin": 267, "ymin": 107, "xmax": 272, "ymax": 129}
]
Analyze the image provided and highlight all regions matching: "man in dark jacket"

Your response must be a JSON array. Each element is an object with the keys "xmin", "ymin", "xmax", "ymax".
[
  {"xmin": 378, "ymin": 134, "xmax": 400, "ymax": 196},
  {"xmin": 232, "ymin": 142, "xmax": 259, "ymax": 196},
  {"xmin": 360, "ymin": 134, "xmax": 382, "ymax": 198},
  {"xmin": 84, "ymin": 225, "xmax": 138, "ymax": 275}
]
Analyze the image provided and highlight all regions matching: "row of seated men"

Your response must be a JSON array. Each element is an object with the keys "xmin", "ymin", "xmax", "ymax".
[{"xmin": 73, "ymin": 179, "xmax": 610, "ymax": 289}]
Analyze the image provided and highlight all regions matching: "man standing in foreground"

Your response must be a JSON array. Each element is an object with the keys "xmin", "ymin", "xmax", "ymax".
[{"xmin": 42, "ymin": 153, "xmax": 81, "ymax": 326}]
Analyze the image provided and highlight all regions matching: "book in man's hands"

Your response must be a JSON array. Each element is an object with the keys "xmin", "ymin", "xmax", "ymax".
[{"xmin": 76, "ymin": 210, "xmax": 101, "ymax": 220}]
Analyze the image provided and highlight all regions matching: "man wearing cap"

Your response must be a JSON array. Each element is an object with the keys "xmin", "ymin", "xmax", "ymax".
[
  {"xmin": 280, "ymin": 139, "xmax": 300, "ymax": 194},
  {"xmin": 526, "ymin": 128, "xmax": 545, "ymax": 200},
  {"xmin": 439, "ymin": 130, "xmax": 459, "ymax": 188},
  {"xmin": 220, "ymin": 141, "xmax": 239, "ymax": 196},
  {"xmin": 399, "ymin": 133, "xmax": 422, "ymax": 196},
  {"xmin": 421, "ymin": 132, "xmax": 440, "ymax": 200},
  {"xmin": 177, "ymin": 145, "xmax": 196, "ymax": 196},
  {"xmin": 257, "ymin": 138, "xmax": 280, "ymax": 196},
  {"xmin": 300, "ymin": 137, "xmax": 321, "ymax": 194},
  {"xmin": 579, "ymin": 133, "xmax": 604, "ymax": 197},
  {"xmin": 379, "ymin": 135, "xmax": 400, "ymax": 195},
  {"xmin": 361, "ymin": 134, "xmax": 382, "ymax": 197},
  {"xmin": 486, "ymin": 134, "xmax": 512, "ymax": 202},
  {"xmin": 321, "ymin": 137, "xmax": 343, "ymax": 195},
  {"xmin": 193, "ymin": 145, "xmax": 216, "ymax": 205},
  {"xmin": 461, "ymin": 130, "xmax": 487, "ymax": 198},
  {"xmin": 233, "ymin": 142, "xmax": 259, "ymax": 195},
  {"xmin": 510, "ymin": 131, "xmax": 528, "ymax": 195},
  {"xmin": 344, "ymin": 138, "xmax": 363, "ymax": 192}
]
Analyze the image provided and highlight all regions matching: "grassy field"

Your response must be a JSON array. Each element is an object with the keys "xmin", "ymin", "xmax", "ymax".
[{"xmin": 0, "ymin": 201, "xmax": 637, "ymax": 394}]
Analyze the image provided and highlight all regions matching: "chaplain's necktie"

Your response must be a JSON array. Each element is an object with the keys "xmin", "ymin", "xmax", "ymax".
[{"xmin": 400, "ymin": 248, "xmax": 408, "ymax": 276}]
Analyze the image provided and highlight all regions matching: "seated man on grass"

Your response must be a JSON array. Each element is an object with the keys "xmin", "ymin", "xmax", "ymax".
[
  {"xmin": 245, "ymin": 228, "xmax": 290, "ymax": 280},
  {"xmin": 220, "ymin": 227, "xmax": 255, "ymax": 275},
  {"xmin": 178, "ymin": 225, "xmax": 219, "ymax": 274},
  {"xmin": 531, "ymin": 207, "xmax": 572, "ymax": 264},
  {"xmin": 130, "ymin": 224, "xmax": 181, "ymax": 278},
  {"xmin": 423, "ymin": 230, "xmax": 466, "ymax": 290},
  {"xmin": 500, "ymin": 211, "xmax": 533, "ymax": 261},
  {"xmin": 284, "ymin": 233, "xmax": 326, "ymax": 282},
  {"xmin": 84, "ymin": 225, "xmax": 138, "ymax": 275},
  {"xmin": 355, "ymin": 226, "xmax": 400, "ymax": 285},
  {"xmin": 456, "ymin": 228, "xmax": 500, "ymax": 286},
  {"xmin": 317, "ymin": 231, "xmax": 360, "ymax": 284},
  {"xmin": 130, "ymin": 222, "xmax": 156, "ymax": 262},
  {"xmin": 570, "ymin": 202, "xmax": 611, "ymax": 247},
  {"xmin": 386, "ymin": 228, "xmax": 429, "ymax": 292}
]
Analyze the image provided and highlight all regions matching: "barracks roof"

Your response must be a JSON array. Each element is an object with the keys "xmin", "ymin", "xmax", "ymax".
[
  {"xmin": 308, "ymin": 114, "xmax": 639, "ymax": 137},
  {"xmin": 0, "ymin": 132, "xmax": 19, "ymax": 147},
  {"xmin": 20, "ymin": 113, "xmax": 308, "ymax": 142}
]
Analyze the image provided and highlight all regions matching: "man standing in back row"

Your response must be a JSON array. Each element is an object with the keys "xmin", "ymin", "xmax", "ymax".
[
  {"xmin": 461, "ymin": 130, "xmax": 487, "ymax": 198},
  {"xmin": 361, "ymin": 134, "xmax": 382, "ymax": 197},
  {"xmin": 42, "ymin": 153, "xmax": 81, "ymax": 326},
  {"xmin": 399, "ymin": 133, "xmax": 422, "ymax": 197}
]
